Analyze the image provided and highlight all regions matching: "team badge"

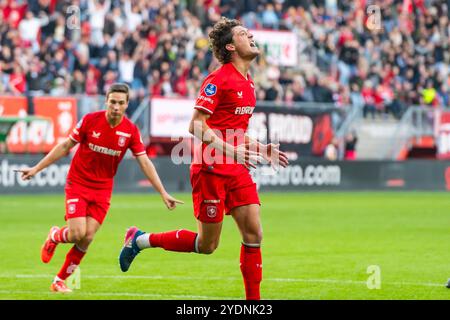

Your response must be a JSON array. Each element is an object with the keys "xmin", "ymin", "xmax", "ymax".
[
  {"xmin": 204, "ymin": 83, "xmax": 217, "ymax": 96},
  {"xmin": 118, "ymin": 136, "xmax": 126, "ymax": 147},
  {"xmin": 206, "ymin": 206, "xmax": 217, "ymax": 218},
  {"xmin": 68, "ymin": 204, "xmax": 76, "ymax": 214}
]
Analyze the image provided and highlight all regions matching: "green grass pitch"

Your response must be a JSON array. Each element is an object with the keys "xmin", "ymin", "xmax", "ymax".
[{"xmin": 0, "ymin": 192, "xmax": 449, "ymax": 300}]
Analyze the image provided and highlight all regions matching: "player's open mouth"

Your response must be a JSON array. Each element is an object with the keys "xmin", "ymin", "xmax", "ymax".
[{"xmin": 250, "ymin": 41, "xmax": 257, "ymax": 47}]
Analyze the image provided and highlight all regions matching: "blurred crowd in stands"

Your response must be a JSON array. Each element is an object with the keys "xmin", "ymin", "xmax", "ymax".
[{"xmin": 0, "ymin": 0, "xmax": 449, "ymax": 119}]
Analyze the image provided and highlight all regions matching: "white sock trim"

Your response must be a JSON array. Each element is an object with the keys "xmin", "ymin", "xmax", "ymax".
[
  {"xmin": 50, "ymin": 230, "xmax": 58, "ymax": 242},
  {"xmin": 75, "ymin": 244, "xmax": 87, "ymax": 253},
  {"xmin": 194, "ymin": 234, "xmax": 199, "ymax": 253},
  {"xmin": 242, "ymin": 242, "xmax": 261, "ymax": 248},
  {"xmin": 53, "ymin": 275, "xmax": 63, "ymax": 283},
  {"xmin": 62, "ymin": 228, "xmax": 69, "ymax": 243},
  {"xmin": 136, "ymin": 233, "xmax": 152, "ymax": 249}
]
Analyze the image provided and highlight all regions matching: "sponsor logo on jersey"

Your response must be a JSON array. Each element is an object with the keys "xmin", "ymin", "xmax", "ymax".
[
  {"xmin": 204, "ymin": 199, "xmax": 220, "ymax": 204},
  {"xmin": 206, "ymin": 206, "xmax": 217, "ymax": 218},
  {"xmin": 235, "ymin": 106, "xmax": 255, "ymax": 115},
  {"xmin": 92, "ymin": 131, "xmax": 101, "ymax": 138},
  {"xmin": 88, "ymin": 143, "xmax": 122, "ymax": 157},
  {"xmin": 237, "ymin": 91, "xmax": 243, "ymax": 99},
  {"xmin": 116, "ymin": 131, "xmax": 131, "ymax": 138},
  {"xmin": 118, "ymin": 136, "xmax": 126, "ymax": 147},
  {"xmin": 204, "ymin": 83, "xmax": 217, "ymax": 96},
  {"xmin": 197, "ymin": 95, "xmax": 215, "ymax": 104}
]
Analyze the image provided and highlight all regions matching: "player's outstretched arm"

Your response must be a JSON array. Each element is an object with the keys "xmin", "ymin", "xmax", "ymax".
[
  {"xmin": 18, "ymin": 138, "xmax": 77, "ymax": 180},
  {"xmin": 135, "ymin": 154, "xmax": 184, "ymax": 210}
]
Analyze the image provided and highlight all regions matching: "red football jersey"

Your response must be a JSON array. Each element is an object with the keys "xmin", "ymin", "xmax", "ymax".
[
  {"xmin": 68, "ymin": 110, "xmax": 146, "ymax": 189},
  {"xmin": 192, "ymin": 63, "xmax": 256, "ymax": 175}
]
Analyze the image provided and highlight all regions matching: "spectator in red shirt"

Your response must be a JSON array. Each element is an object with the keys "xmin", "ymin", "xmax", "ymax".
[
  {"xmin": 2, "ymin": 0, "xmax": 27, "ymax": 29},
  {"xmin": 85, "ymin": 67, "xmax": 99, "ymax": 95},
  {"xmin": 362, "ymin": 80, "xmax": 376, "ymax": 119},
  {"xmin": 8, "ymin": 63, "xmax": 26, "ymax": 94}
]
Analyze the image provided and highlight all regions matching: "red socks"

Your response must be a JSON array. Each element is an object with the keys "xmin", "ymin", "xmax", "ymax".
[
  {"xmin": 240, "ymin": 244, "xmax": 262, "ymax": 300},
  {"xmin": 148, "ymin": 231, "xmax": 262, "ymax": 299},
  {"xmin": 149, "ymin": 230, "xmax": 198, "ymax": 252},
  {"xmin": 57, "ymin": 245, "xmax": 86, "ymax": 280},
  {"xmin": 51, "ymin": 226, "xmax": 69, "ymax": 243}
]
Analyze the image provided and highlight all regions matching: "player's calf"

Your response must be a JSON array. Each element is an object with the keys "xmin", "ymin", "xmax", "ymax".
[{"xmin": 138, "ymin": 229, "xmax": 199, "ymax": 252}]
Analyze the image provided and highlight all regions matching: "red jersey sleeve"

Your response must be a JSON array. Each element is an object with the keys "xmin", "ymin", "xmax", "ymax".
[
  {"xmin": 129, "ymin": 125, "xmax": 146, "ymax": 157},
  {"xmin": 69, "ymin": 115, "xmax": 87, "ymax": 143},
  {"xmin": 194, "ymin": 73, "xmax": 222, "ymax": 115}
]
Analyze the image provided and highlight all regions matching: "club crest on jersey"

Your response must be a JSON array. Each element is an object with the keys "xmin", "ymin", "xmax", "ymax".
[
  {"xmin": 118, "ymin": 136, "xmax": 126, "ymax": 147},
  {"xmin": 206, "ymin": 206, "xmax": 217, "ymax": 218},
  {"xmin": 68, "ymin": 204, "xmax": 76, "ymax": 214},
  {"xmin": 204, "ymin": 83, "xmax": 217, "ymax": 96},
  {"xmin": 92, "ymin": 131, "xmax": 101, "ymax": 138}
]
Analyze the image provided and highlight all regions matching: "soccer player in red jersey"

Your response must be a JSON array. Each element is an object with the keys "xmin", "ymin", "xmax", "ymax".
[
  {"xmin": 119, "ymin": 18, "xmax": 288, "ymax": 300},
  {"xmin": 18, "ymin": 83, "xmax": 183, "ymax": 293}
]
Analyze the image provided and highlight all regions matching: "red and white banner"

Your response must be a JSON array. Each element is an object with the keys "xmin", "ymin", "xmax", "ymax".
[
  {"xmin": 0, "ymin": 96, "xmax": 77, "ymax": 153},
  {"xmin": 33, "ymin": 97, "xmax": 77, "ymax": 151}
]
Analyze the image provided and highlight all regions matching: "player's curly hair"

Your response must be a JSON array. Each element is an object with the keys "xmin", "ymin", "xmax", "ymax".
[{"xmin": 209, "ymin": 17, "xmax": 242, "ymax": 64}]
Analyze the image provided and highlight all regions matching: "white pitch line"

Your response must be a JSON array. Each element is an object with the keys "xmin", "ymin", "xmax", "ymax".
[
  {"xmin": 2, "ymin": 274, "xmax": 445, "ymax": 288},
  {"xmin": 0, "ymin": 290, "xmax": 238, "ymax": 300}
]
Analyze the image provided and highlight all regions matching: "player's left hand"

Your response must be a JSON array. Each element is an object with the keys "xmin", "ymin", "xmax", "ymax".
[
  {"xmin": 161, "ymin": 192, "xmax": 184, "ymax": 210},
  {"xmin": 263, "ymin": 143, "xmax": 289, "ymax": 168}
]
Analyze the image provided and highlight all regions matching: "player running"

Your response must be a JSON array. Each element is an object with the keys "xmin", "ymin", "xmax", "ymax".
[
  {"xmin": 18, "ymin": 83, "xmax": 183, "ymax": 293},
  {"xmin": 119, "ymin": 18, "xmax": 288, "ymax": 300}
]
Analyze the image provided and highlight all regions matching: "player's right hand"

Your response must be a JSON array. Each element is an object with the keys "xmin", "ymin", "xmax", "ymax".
[
  {"xmin": 15, "ymin": 167, "xmax": 38, "ymax": 180},
  {"xmin": 161, "ymin": 192, "xmax": 184, "ymax": 211},
  {"xmin": 234, "ymin": 143, "xmax": 264, "ymax": 169}
]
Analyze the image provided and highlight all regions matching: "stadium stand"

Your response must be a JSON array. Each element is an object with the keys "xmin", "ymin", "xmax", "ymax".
[{"xmin": 0, "ymin": 0, "xmax": 449, "ymax": 114}]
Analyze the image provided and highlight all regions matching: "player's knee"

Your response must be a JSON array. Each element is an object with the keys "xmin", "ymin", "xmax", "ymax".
[
  {"xmin": 243, "ymin": 230, "xmax": 263, "ymax": 245},
  {"xmin": 69, "ymin": 228, "xmax": 86, "ymax": 242},
  {"xmin": 256, "ymin": 231, "xmax": 263, "ymax": 244},
  {"xmin": 200, "ymin": 245, "xmax": 217, "ymax": 254},
  {"xmin": 198, "ymin": 241, "xmax": 219, "ymax": 254},
  {"xmin": 83, "ymin": 232, "xmax": 95, "ymax": 245},
  {"xmin": 74, "ymin": 231, "xmax": 95, "ymax": 250}
]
